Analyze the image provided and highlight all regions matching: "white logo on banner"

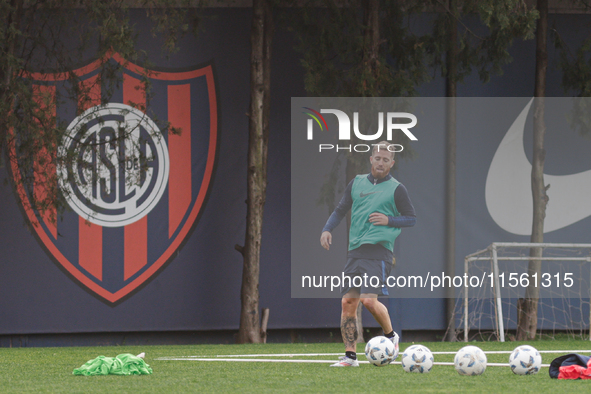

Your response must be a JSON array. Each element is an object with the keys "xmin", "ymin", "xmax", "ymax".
[
  {"xmin": 485, "ymin": 99, "xmax": 591, "ymax": 235},
  {"xmin": 58, "ymin": 103, "xmax": 170, "ymax": 227}
]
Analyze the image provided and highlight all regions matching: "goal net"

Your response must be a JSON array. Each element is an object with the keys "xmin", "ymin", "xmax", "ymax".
[{"xmin": 446, "ymin": 242, "xmax": 591, "ymax": 342}]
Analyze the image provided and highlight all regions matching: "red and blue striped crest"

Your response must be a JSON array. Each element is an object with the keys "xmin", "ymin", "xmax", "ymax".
[{"xmin": 9, "ymin": 53, "xmax": 218, "ymax": 304}]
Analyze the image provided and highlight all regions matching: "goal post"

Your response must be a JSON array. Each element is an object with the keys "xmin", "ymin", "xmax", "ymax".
[{"xmin": 456, "ymin": 242, "xmax": 591, "ymax": 342}]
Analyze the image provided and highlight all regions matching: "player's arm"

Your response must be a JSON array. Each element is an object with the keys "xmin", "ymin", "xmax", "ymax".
[
  {"xmin": 320, "ymin": 179, "xmax": 354, "ymax": 250},
  {"xmin": 388, "ymin": 184, "xmax": 416, "ymax": 228},
  {"xmin": 369, "ymin": 184, "xmax": 416, "ymax": 227}
]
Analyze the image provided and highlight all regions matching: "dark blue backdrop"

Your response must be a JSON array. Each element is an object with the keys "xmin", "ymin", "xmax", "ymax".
[{"xmin": 0, "ymin": 8, "xmax": 590, "ymax": 335}]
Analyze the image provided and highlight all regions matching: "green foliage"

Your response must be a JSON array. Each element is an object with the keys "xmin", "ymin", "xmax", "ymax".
[
  {"xmin": 0, "ymin": 0, "xmax": 201, "ymax": 223},
  {"xmin": 288, "ymin": 1, "xmax": 536, "ymax": 213},
  {"xmin": 425, "ymin": 0, "xmax": 538, "ymax": 84},
  {"xmin": 287, "ymin": 0, "xmax": 428, "ymax": 212},
  {"xmin": 289, "ymin": 0, "xmax": 429, "ymax": 98}
]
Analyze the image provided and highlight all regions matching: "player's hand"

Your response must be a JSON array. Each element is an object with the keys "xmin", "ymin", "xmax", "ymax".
[
  {"xmin": 369, "ymin": 212, "xmax": 388, "ymax": 226},
  {"xmin": 320, "ymin": 231, "xmax": 332, "ymax": 250}
]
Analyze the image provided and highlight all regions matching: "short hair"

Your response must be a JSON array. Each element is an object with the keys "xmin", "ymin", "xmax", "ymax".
[{"xmin": 371, "ymin": 141, "xmax": 395, "ymax": 160}]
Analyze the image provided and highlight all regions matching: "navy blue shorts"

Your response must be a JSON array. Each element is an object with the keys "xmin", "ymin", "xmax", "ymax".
[{"xmin": 341, "ymin": 258, "xmax": 392, "ymax": 296}]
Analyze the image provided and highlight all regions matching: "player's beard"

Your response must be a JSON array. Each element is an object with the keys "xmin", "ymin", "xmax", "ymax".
[{"xmin": 371, "ymin": 166, "xmax": 389, "ymax": 179}]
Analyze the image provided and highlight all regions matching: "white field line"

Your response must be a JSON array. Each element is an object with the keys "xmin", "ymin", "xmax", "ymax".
[
  {"xmin": 154, "ymin": 357, "xmax": 550, "ymax": 368},
  {"xmin": 159, "ymin": 349, "xmax": 591, "ymax": 359},
  {"xmin": 435, "ymin": 350, "xmax": 591, "ymax": 355},
  {"xmin": 157, "ymin": 358, "xmax": 357, "ymax": 363},
  {"xmin": 159, "ymin": 353, "xmax": 343, "ymax": 358}
]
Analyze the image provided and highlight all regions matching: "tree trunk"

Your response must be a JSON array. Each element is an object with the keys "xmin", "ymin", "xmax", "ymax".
[
  {"xmin": 516, "ymin": 0, "xmax": 548, "ymax": 341},
  {"xmin": 0, "ymin": 64, "xmax": 9, "ymax": 157},
  {"xmin": 345, "ymin": 158, "xmax": 365, "ymax": 343},
  {"xmin": 363, "ymin": 0, "xmax": 379, "ymax": 72},
  {"xmin": 444, "ymin": 0, "xmax": 458, "ymax": 342},
  {"xmin": 346, "ymin": 0, "xmax": 381, "ymax": 344},
  {"xmin": 237, "ymin": 0, "xmax": 273, "ymax": 344},
  {"xmin": 0, "ymin": 0, "xmax": 23, "ymax": 155}
]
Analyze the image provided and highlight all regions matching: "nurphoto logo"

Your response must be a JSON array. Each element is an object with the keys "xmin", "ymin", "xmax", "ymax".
[{"xmin": 302, "ymin": 107, "xmax": 418, "ymax": 153}]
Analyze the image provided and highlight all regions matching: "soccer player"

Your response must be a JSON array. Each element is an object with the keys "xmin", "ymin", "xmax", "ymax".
[{"xmin": 320, "ymin": 141, "xmax": 416, "ymax": 367}]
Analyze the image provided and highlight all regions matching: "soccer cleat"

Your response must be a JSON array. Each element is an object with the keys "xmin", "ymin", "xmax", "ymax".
[
  {"xmin": 389, "ymin": 331, "xmax": 399, "ymax": 344},
  {"xmin": 388, "ymin": 332, "xmax": 400, "ymax": 363},
  {"xmin": 330, "ymin": 356, "xmax": 359, "ymax": 367}
]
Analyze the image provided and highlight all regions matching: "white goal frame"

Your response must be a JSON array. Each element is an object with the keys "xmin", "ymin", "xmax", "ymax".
[{"xmin": 463, "ymin": 242, "xmax": 591, "ymax": 342}]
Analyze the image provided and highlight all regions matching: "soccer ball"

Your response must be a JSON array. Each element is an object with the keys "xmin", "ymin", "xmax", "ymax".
[
  {"xmin": 401, "ymin": 345, "xmax": 434, "ymax": 373},
  {"xmin": 365, "ymin": 336, "xmax": 396, "ymax": 367},
  {"xmin": 454, "ymin": 345, "xmax": 487, "ymax": 376},
  {"xmin": 509, "ymin": 345, "xmax": 542, "ymax": 375}
]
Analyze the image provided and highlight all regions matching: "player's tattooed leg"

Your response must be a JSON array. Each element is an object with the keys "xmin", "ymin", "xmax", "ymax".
[{"xmin": 341, "ymin": 316, "xmax": 358, "ymax": 349}]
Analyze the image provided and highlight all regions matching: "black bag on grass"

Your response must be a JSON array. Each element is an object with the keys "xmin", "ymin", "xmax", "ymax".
[{"xmin": 549, "ymin": 353, "xmax": 591, "ymax": 379}]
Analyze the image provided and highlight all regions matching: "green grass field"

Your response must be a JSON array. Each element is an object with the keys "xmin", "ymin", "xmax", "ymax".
[{"xmin": 1, "ymin": 339, "xmax": 590, "ymax": 393}]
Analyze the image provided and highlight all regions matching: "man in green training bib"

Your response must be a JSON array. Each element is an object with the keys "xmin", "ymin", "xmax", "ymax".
[{"xmin": 320, "ymin": 141, "xmax": 416, "ymax": 367}]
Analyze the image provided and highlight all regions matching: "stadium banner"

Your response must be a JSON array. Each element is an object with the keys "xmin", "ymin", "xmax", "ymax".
[
  {"xmin": 8, "ymin": 53, "xmax": 219, "ymax": 305},
  {"xmin": 0, "ymin": 9, "xmax": 301, "ymax": 335},
  {"xmin": 291, "ymin": 97, "xmax": 591, "ymax": 299}
]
